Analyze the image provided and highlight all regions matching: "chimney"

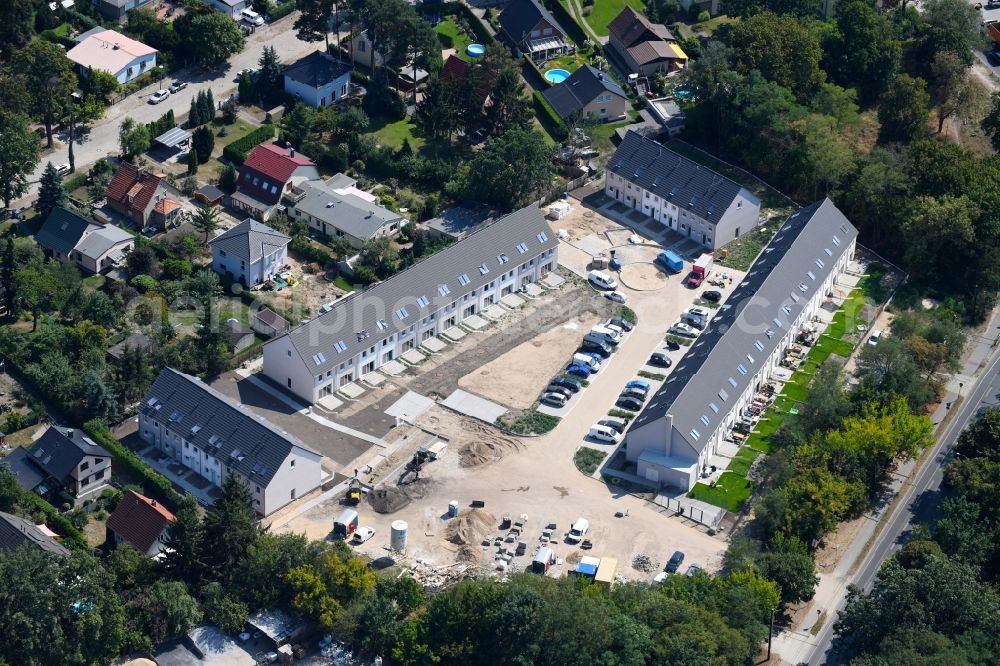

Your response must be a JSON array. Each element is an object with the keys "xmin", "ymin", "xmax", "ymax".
[
  {"xmin": 285, "ymin": 140, "xmax": 294, "ymax": 157},
  {"xmin": 151, "ymin": 500, "xmax": 157, "ymax": 506},
  {"xmin": 66, "ymin": 429, "xmax": 74, "ymax": 438}
]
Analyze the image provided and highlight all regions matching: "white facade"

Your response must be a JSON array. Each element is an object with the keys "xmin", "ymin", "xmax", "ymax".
[
  {"xmin": 284, "ymin": 71, "xmax": 351, "ymax": 109},
  {"xmin": 206, "ymin": 0, "xmax": 251, "ymax": 19},
  {"xmin": 211, "ymin": 241, "xmax": 287, "ymax": 286}
]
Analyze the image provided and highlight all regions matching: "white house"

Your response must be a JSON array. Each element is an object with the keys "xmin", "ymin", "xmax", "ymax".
[
  {"xmin": 623, "ymin": 199, "xmax": 858, "ymax": 491},
  {"xmin": 35, "ymin": 207, "xmax": 134, "ymax": 275},
  {"xmin": 605, "ymin": 131, "xmax": 761, "ymax": 250},
  {"xmin": 284, "ymin": 51, "xmax": 352, "ymax": 109},
  {"xmin": 208, "ymin": 219, "xmax": 290, "ymax": 286},
  {"xmin": 263, "ymin": 204, "xmax": 558, "ymax": 404},
  {"xmin": 285, "ymin": 174, "xmax": 403, "ymax": 249},
  {"xmin": 138, "ymin": 368, "xmax": 325, "ymax": 516},
  {"xmin": 66, "ymin": 29, "xmax": 157, "ymax": 84},
  {"xmin": 205, "ymin": 0, "xmax": 251, "ymax": 19}
]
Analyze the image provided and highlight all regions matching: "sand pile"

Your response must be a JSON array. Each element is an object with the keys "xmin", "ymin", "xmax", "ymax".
[
  {"xmin": 446, "ymin": 508, "xmax": 497, "ymax": 545},
  {"xmin": 368, "ymin": 487, "xmax": 412, "ymax": 514},
  {"xmin": 458, "ymin": 421, "xmax": 524, "ymax": 467},
  {"xmin": 456, "ymin": 545, "xmax": 484, "ymax": 564}
]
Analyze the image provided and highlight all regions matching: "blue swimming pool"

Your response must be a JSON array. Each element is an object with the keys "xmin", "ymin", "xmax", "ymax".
[
  {"xmin": 674, "ymin": 85, "xmax": 696, "ymax": 101},
  {"xmin": 545, "ymin": 68, "xmax": 571, "ymax": 84},
  {"xmin": 467, "ymin": 43, "xmax": 485, "ymax": 57}
]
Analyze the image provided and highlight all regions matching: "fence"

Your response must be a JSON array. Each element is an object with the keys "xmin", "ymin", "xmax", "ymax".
[
  {"xmin": 655, "ymin": 494, "xmax": 723, "ymax": 529},
  {"xmin": 536, "ymin": 169, "xmax": 603, "ymax": 206}
]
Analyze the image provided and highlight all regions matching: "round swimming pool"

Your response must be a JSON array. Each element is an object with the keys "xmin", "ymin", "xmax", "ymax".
[
  {"xmin": 545, "ymin": 68, "xmax": 571, "ymax": 84},
  {"xmin": 467, "ymin": 43, "xmax": 485, "ymax": 57}
]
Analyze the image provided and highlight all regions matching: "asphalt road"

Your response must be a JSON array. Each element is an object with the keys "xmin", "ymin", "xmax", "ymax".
[{"xmin": 806, "ymin": 342, "xmax": 1000, "ymax": 665}]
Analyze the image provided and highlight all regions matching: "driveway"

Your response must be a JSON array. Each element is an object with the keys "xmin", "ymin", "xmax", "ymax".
[{"xmin": 22, "ymin": 13, "xmax": 320, "ymax": 200}]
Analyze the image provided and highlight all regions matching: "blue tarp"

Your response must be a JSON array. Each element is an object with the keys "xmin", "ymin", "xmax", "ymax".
[{"xmin": 575, "ymin": 562, "xmax": 598, "ymax": 576}]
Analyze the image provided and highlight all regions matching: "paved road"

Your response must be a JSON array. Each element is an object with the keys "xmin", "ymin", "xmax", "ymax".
[
  {"xmin": 805, "ymin": 330, "xmax": 1000, "ymax": 664},
  {"xmin": 23, "ymin": 14, "xmax": 319, "ymax": 199}
]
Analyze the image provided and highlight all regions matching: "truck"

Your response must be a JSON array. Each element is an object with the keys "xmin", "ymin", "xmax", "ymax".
[
  {"xmin": 594, "ymin": 557, "xmax": 618, "ymax": 588},
  {"xmin": 655, "ymin": 250, "xmax": 684, "ymax": 273},
  {"xmin": 531, "ymin": 547, "xmax": 556, "ymax": 574},
  {"xmin": 686, "ymin": 253, "xmax": 714, "ymax": 288}
]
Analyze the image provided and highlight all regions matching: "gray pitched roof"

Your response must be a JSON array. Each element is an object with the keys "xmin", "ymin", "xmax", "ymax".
[
  {"xmin": 140, "ymin": 368, "xmax": 319, "ymax": 486},
  {"xmin": 24, "ymin": 426, "xmax": 110, "ymax": 483},
  {"xmin": 499, "ymin": 0, "xmax": 564, "ymax": 44},
  {"xmin": 3, "ymin": 448, "xmax": 47, "ymax": 492},
  {"xmin": 36, "ymin": 207, "xmax": 100, "ymax": 256},
  {"xmin": 541, "ymin": 65, "xmax": 627, "ymax": 119},
  {"xmin": 0, "ymin": 511, "xmax": 69, "ymax": 555},
  {"xmin": 284, "ymin": 50, "xmax": 351, "ymax": 88},
  {"xmin": 291, "ymin": 179, "xmax": 401, "ymax": 241},
  {"xmin": 628, "ymin": 199, "xmax": 859, "ymax": 452},
  {"xmin": 609, "ymin": 131, "xmax": 749, "ymax": 221},
  {"xmin": 74, "ymin": 224, "xmax": 133, "ymax": 259},
  {"xmin": 208, "ymin": 219, "xmax": 290, "ymax": 264},
  {"xmin": 281, "ymin": 204, "xmax": 557, "ymax": 374}
]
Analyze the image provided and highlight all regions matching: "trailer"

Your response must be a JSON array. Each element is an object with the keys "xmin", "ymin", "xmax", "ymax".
[
  {"xmin": 594, "ymin": 557, "xmax": 618, "ymax": 587},
  {"xmin": 686, "ymin": 253, "xmax": 714, "ymax": 288},
  {"xmin": 571, "ymin": 555, "xmax": 601, "ymax": 580}
]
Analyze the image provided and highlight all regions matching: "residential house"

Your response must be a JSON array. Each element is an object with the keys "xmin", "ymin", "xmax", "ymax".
[
  {"xmin": 348, "ymin": 30, "xmax": 428, "ymax": 88},
  {"xmin": 252, "ymin": 307, "xmax": 289, "ymax": 338},
  {"xmin": 67, "ymin": 29, "xmax": 157, "ymax": 84},
  {"xmin": 284, "ymin": 51, "xmax": 352, "ymax": 109},
  {"xmin": 222, "ymin": 319, "xmax": 256, "ymax": 352},
  {"xmin": 607, "ymin": 7, "xmax": 687, "ymax": 77},
  {"xmin": 105, "ymin": 161, "xmax": 181, "ymax": 227},
  {"xmin": 205, "ymin": 0, "xmax": 252, "ymax": 19},
  {"xmin": 285, "ymin": 174, "xmax": 403, "ymax": 249},
  {"xmin": 0, "ymin": 512, "xmax": 69, "ymax": 555},
  {"xmin": 263, "ymin": 204, "xmax": 558, "ymax": 403},
  {"xmin": 623, "ymin": 199, "xmax": 858, "ymax": 490},
  {"xmin": 36, "ymin": 207, "xmax": 135, "ymax": 274},
  {"xmin": 605, "ymin": 131, "xmax": 761, "ymax": 249},
  {"xmin": 4, "ymin": 426, "xmax": 112, "ymax": 502},
  {"xmin": 107, "ymin": 331, "xmax": 158, "ymax": 364},
  {"xmin": 208, "ymin": 219, "xmax": 290, "ymax": 286},
  {"xmin": 540, "ymin": 65, "xmax": 630, "ymax": 123},
  {"xmin": 105, "ymin": 489, "xmax": 175, "ymax": 556},
  {"xmin": 90, "ymin": 0, "xmax": 155, "ymax": 23},
  {"xmin": 499, "ymin": 0, "xmax": 570, "ymax": 62},
  {"xmin": 151, "ymin": 198, "xmax": 184, "ymax": 229},
  {"xmin": 231, "ymin": 143, "xmax": 320, "ymax": 221},
  {"xmin": 138, "ymin": 368, "xmax": 325, "ymax": 516}
]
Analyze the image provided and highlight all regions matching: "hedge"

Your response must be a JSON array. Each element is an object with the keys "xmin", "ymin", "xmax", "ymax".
[
  {"xmin": 442, "ymin": 1, "xmax": 495, "ymax": 44},
  {"xmin": 532, "ymin": 90, "xmax": 566, "ymax": 140},
  {"xmin": 541, "ymin": 0, "xmax": 589, "ymax": 47},
  {"xmin": 21, "ymin": 492, "xmax": 89, "ymax": 551},
  {"xmin": 222, "ymin": 124, "xmax": 276, "ymax": 164},
  {"xmin": 270, "ymin": 0, "xmax": 296, "ymax": 21},
  {"xmin": 524, "ymin": 55, "xmax": 551, "ymax": 89},
  {"xmin": 290, "ymin": 235, "xmax": 337, "ymax": 266},
  {"xmin": 83, "ymin": 420, "xmax": 185, "ymax": 513}
]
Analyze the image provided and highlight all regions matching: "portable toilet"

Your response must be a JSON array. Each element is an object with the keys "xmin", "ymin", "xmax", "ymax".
[
  {"xmin": 531, "ymin": 547, "xmax": 555, "ymax": 574},
  {"xmin": 333, "ymin": 508, "xmax": 359, "ymax": 539}
]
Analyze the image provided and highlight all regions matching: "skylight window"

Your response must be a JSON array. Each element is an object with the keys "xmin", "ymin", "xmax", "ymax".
[
  {"xmin": 497, "ymin": 254, "xmax": 509, "ymax": 264},
  {"xmin": 334, "ymin": 341, "xmax": 347, "ymax": 353},
  {"xmin": 689, "ymin": 429, "xmax": 701, "ymax": 440},
  {"xmin": 746, "ymin": 353, "xmax": 755, "ymax": 364},
  {"xmin": 479, "ymin": 263, "xmax": 489, "ymax": 275},
  {"xmin": 709, "ymin": 402, "xmax": 719, "ymax": 413},
  {"xmin": 790, "ymin": 292, "xmax": 800, "ymax": 302},
  {"xmin": 773, "ymin": 317, "xmax": 783, "ymax": 328},
  {"xmin": 416, "ymin": 295, "xmax": 430, "ymax": 307},
  {"xmin": 312, "ymin": 353, "xmax": 326, "ymax": 365},
  {"xmin": 728, "ymin": 377, "xmax": 737, "ymax": 388},
  {"xmin": 458, "ymin": 274, "xmax": 470, "ymax": 286},
  {"xmin": 537, "ymin": 231, "xmax": 548, "ymax": 242},
  {"xmin": 737, "ymin": 364, "xmax": 748, "ymax": 375},
  {"xmin": 766, "ymin": 329, "xmax": 775, "ymax": 338},
  {"xmin": 700, "ymin": 415, "xmax": 710, "ymax": 426},
  {"xmin": 516, "ymin": 242, "xmax": 529, "ymax": 254},
  {"xmin": 824, "ymin": 248, "xmax": 833, "ymax": 256},
  {"xmin": 799, "ymin": 283, "xmax": 808, "ymax": 293},
  {"xmin": 782, "ymin": 306, "xmax": 792, "ymax": 316},
  {"xmin": 807, "ymin": 270, "xmax": 816, "ymax": 280},
  {"xmin": 395, "ymin": 307, "xmax": 409, "ymax": 320},
  {"xmin": 719, "ymin": 389, "xmax": 729, "ymax": 401},
  {"xmin": 815, "ymin": 258, "xmax": 825, "ymax": 269},
  {"xmin": 376, "ymin": 320, "xmax": 388, "ymax": 331},
  {"xmin": 754, "ymin": 340, "xmax": 765, "ymax": 351},
  {"xmin": 832, "ymin": 235, "xmax": 841, "ymax": 246},
  {"xmin": 438, "ymin": 285, "xmax": 450, "ymax": 297}
]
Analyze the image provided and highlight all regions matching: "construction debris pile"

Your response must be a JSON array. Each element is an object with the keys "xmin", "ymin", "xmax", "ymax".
[
  {"xmin": 631, "ymin": 554, "xmax": 660, "ymax": 573},
  {"xmin": 368, "ymin": 488, "xmax": 412, "ymax": 514}
]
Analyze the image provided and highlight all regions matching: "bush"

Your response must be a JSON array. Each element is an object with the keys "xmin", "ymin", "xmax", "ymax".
[
  {"xmin": 574, "ymin": 447, "xmax": 605, "ymax": 475},
  {"xmin": 697, "ymin": 10, "xmax": 711, "ymax": 22},
  {"xmin": 363, "ymin": 82, "xmax": 406, "ymax": 121},
  {"xmin": 290, "ymin": 236, "xmax": 337, "ymax": 265},
  {"xmin": 270, "ymin": 0, "xmax": 296, "ymax": 20},
  {"xmin": 616, "ymin": 306, "xmax": 637, "ymax": 324},
  {"xmin": 496, "ymin": 411, "xmax": 560, "ymax": 435},
  {"xmin": 222, "ymin": 124, "xmax": 276, "ymax": 164}
]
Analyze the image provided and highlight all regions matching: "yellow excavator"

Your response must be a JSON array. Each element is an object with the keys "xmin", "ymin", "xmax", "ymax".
[{"xmin": 346, "ymin": 478, "xmax": 362, "ymax": 504}]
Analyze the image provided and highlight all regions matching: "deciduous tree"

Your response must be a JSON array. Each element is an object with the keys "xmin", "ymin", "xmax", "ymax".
[
  {"xmin": 13, "ymin": 39, "xmax": 76, "ymax": 149},
  {"xmin": 0, "ymin": 111, "xmax": 40, "ymax": 208}
]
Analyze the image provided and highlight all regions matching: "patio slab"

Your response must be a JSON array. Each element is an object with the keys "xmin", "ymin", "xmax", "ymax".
[
  {"xmin": 481, "ymin": 304, "xmax": 507, "ymax": 321},
  {"xmin": 524, "ymin": 282, "xmax": 544, "ymax": 298},
  {"xmin": 384, "ymin": 390, "xmax": 435, "ymax": 422},
  {"xmin": 361, "ymin": 371, "xmax": 387, "ymax": 387},
  {"xmin": 441, "ymin": 389, "xmax": 508, "ymax": 423},
  {"xmin": 400, "ymin": 349, "xmax": 427, "ymax": 366},
  {"xmin": 541, "ymin": 273, "xmax": 565, "ymax": 289},
  {"xmin": 316, "ymin": 394, "xmax": 344, "ymax": 411},
  {"xmin": 441, "ymin": 325, "xmax": 467, "ymax": 342},
  {"xmin": 380, "ymin": 359, "xmax": 407, "ymax": 376},
  {"xmin": 420, "ymin": 336, "xmax": 447, "ymax": 353},
  {"xmin": 338, "ymin": 382, "xmax": 366, "ymax": 399},
  {"xmin": 500, "ymin": 293, "xmax": 525, "ymax": 309},
  {"xmin": 575, "ymin": 233, "xmax": 611, "ymax": 257},
  {"xmin": 462, "ymin": 314, "xmax": 489, "ymax": 330}
]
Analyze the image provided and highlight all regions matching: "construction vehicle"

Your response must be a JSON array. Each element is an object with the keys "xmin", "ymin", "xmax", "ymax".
[{"xmin": 346, "ymin": 478, "xmax": 362, "ymax": 504}]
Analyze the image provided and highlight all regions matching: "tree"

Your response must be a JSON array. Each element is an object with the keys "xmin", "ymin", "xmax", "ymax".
[
  {"xmin": 482, "ymin": 66, "xmax": 532, "ymax": 138},
  {"xmin": 294, "ymin": 0, "xmax": 333, "ymax": 51},
  {"xmin": 83, "ymin": 370, "xmax": 120, "ymax": 422},
  {"xmin": 14, "ymin": 267, "xmax": 62, "ymax": 331},
  {"xmin": 878, "ymin": 75, "xmax": 929, "ymax": 143},
  {"xmin": 117, "ymin": 345, "xmax": 154, "ymax": 404},
  {"xmin": 182, "ymin": 13, "xmax": 245, "ymax": 65},
  {"xmin": 219, "ymin": 163, "xmax": 238, "ymax": 193},
  {"xmin": 191, "ymin": 205, "xmax": 220, "ymax": 244},
  {"xmin": 829, "ymin": 0, "xmax": 901, "ymax": 105},
  {"xmin": 414, "ymin": 77, "xmax": 464, "ymax": 143},
  {"xmin": 187, "ymin": 95, "xmax": 202, "ymax": 128},
  {"xmin": 37, "ymin": 162, "xmax": 66, "ymax": 221},
  {"xmin": 160, "ymin": 496, "xmax": 205, "ymax": 587},
  {"xmin": 202, "ymin": 473, "xmax": 261, "ymax": 579},
  {"xmin": 281, "ymin": 103, "xmax": 315, "ymax": 146},
  {"xmin": 199, "ymin": 89, "xmax": 215, "ymax": 125},
  {"xmin": 204, "ymin": 591, "xmax": 249, "ymax": 635},
  {"xmin": 1, "ymin": 237, "xmax": 15, "ymax": 315},
  {"xmin": 981, "ymin": 91, "xmax": 1000, "ymax": 151},
  {"xmin": 928, "ymin": 51, "xmax": 983, "ymax": 133},
  {"xmin": 257, "ymin": 45, "xmax": 283, "ymax": 101},
  {"xmin": 0, "ymin": 111, "xmax": 41, "ymax": 208},
  {"xmin": 192, "ymin": 126, "xmax": 215, "ymax": 164},
  {"xmin": 459, "ymin": 128, "xmax": 554, "ymax": 211},
  {"xmin": 187, "ymin": 148, "xmax": 199, "ymax": 175},
  {"xmin": 13, "ymin": 39, "xmax": 76, "ymax": 149},
  {"xmin": 149, "ymin": 581, "xmax": 202, "ymax": 639},
  {"xmin": 0, "ymin": 0, "xmax": 34, "ymax": 57},
  {"xmin": 119, "ymin": 117, "xmax": 151, "ymax": 160},
  {"xmin": 755, "ymin": 466, "xmax": 865, "ymax": 543},
  {"xmin": 126, "ymin": 244, "xmax": 158, "ymax": 278},
  {"xmin": 88, "ymin": 170, "xmax": 114, "ymax": 202}
]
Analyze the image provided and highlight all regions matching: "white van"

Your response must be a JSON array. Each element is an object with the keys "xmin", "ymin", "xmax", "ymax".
[
  {"xmin": 867, "ymin": 329, "xmax": 883, "ymax": 346},
  {"xmin": 573, "ymin": 353, "xmax": 601, "ymax": 370},
  {"xmin": 567, "ymin": 518, "xmax": 590, "ymax": 543},
  {"xmin": 240, "ymin": 8, "xmax": 264, "ymax": 25},
  {"xmin": 589, "ymin": 424, "xmax": 620, "ymax": 444},
  {"xmin": 588, "ymin": 270, "xmax": 617, "ymax": 291},
  {"xmin": 591, "ymin": 325, "xmax": 622, "ymax": 345}
]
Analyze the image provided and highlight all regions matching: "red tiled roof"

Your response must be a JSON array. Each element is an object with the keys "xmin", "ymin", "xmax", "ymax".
[
  {"xmin": 608, "ymin": 6, "xmax": 674, "ymax": 49},
  {"xmin": 440, "ymin": 55, "xmax": 470, "ymax": 82},
  {"xmin": 106, "ymin": 489, "xmax": 175, "ymax": 554},
  {"xmin": 106, "ymin": 161, "xmax": 164, "ymax": 214},
  {"xmin": 243, "ymin": 143, "xmax": 316, "ymax": 183},
  {"xmin": 153, "ymin": 199, "xmax": 182, "ymax": 215}
]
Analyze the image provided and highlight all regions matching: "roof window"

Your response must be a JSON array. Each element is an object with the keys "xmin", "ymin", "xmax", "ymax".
[
  {"xmin": 537, "ymin": 231, "xmax": 548, "ymax": 242},
  {"xmin": 312, "ymin": 353, "xmax": 326, "ymax": 365},
  {"xmin": 416, "ymin": 295, "xmax": 430, "ymax": 307},
  {"xmin": 516, "ymin": 242, "xmax": 529, "ymax": 254},
  {"xmin": 458, "ymin": 274, "xmax": 470, "ymax": 286},
  {"xmin": 438, "ymin": 285, "xmax": 450, "ymax": 296},
  {"xmin": 334, "ymin": 341, "xmax": 347, "ymax": 352},
  {"xmin": 395, "ymin": 307, "xmax": 409, "ymax": 320}
]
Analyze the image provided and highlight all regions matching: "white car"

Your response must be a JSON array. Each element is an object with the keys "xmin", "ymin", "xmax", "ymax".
[
  {"xmin": 234, "ymin": 67, "xmax": 260, "ymax": 81},
  {"xmin": 867, "ymin": 329, "xmax": 883, "ymax": 346},
  {"xmin": 687, "ymin": 307, "xmax": 709, "ymax": 318},
  {"xmin": 351, "ymin": 526, "xmax": 375, "ymax": 544},
  {"xmin": 168, "ymin": 81, "xmax": 188, "ymax": 93},
  {"xmin": 240, "ymin": 8, "xmax": 264, "ymax": 25},
  {"xmin": 605, "ymin": 290, "xmax": 627, "ymax": 304},
  {"xmin": 54, "ymin": 163, "xmax": 71, "ymax": 176},
  {"xmin": 669, "ymin": 322, "xmax": 697, "ymax": 338},
  {"xmin": 148, "ymin": 89, "xmax": 170, "ymax": 104}
]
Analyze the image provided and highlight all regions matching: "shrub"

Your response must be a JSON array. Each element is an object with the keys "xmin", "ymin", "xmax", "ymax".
[
  {"xmin": 496, "ymin": 411, "xmax": 560, "ymax": 435},
  {"xmin": 533, "ymin": 90, "xmax": 564, "ymax": 130},
  {"xmin": 697, "ymin": 10, "xmax": 711, "ymax": 22},
  {"xmin": 574, "ymin": 447, "xmax": 605, "ymax": 475},
  {"xmin": 222, "ymin": 124, "xmax": 276, "ymax": 164},
  {"xmin": 616, "ymin": 306, "xmax": 637, "ymax": 324}
]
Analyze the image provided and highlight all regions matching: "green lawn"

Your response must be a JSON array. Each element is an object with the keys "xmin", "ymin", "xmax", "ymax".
[
  {"xmin": 689, "ymin": 473, "xmax": 755, "ymax": 512},
  {"xmin": 435, "ymin": 20, "xmax": 474, "ymax": 60},
  {"xmin": 82, "ymin": 275, "xmax": 107, "ymax": 292},
  {"xmin": 542, "ymin": 52, "xmax": 590, "ymax": 74},
  {"xmin": 367, "ymin": 117, "xmax": 425, "ymax": 151},
  {"xmin": 698, "ymin": 15, "xmax": 738, "ymax": 36},
  {"xmin": 580, "ymin": 0, "xmax": 646, "ymax": 37},
  {"xmin": 727, "ymin": 447, "xmax": 760, "ymax": 476},
  {"xmin": 590, "ymin": 117, "xmax": 635, "ymax": 153},
  {"xmin": 812, "ymin": 335, "xmax": 855, "ymax": 359}
]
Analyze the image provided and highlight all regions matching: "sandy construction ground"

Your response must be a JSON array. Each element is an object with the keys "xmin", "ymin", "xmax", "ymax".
[{"xmin": 457, "ymin": 312, "xmax": 602, "ymax": 409}]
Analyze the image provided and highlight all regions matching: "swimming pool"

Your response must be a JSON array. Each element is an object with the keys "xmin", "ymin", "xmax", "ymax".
[
  {"xmin": 545, "ymin": 68, "xmax": 571, "ymax": 84},
  {"xmin": 467, "ymin": 43, "xmax": 485, "ymax": 57},
  {"xmin": 674, "ymin": 85, "xmax": 696, "ymax": 101}
]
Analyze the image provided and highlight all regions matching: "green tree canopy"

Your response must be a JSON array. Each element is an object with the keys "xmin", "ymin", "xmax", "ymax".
[{"xmin": 0, "ymin": 111, "xmax": 41, "ymax": 208}]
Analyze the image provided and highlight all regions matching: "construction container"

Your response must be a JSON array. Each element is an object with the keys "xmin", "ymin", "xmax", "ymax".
[
  {"xmin": 333, "ymin": 509, "xmax": 358, "ymax": 539},
  {"xmin": 595, "ymin": 557, "xmax": 618, "ymax": 587},
  {"xmin": 390, "ymin": 520, "xmax": 408, "ymax": 551},
  {"xmin": 448, "ymin": 501, "xmax": 459, "ymax": 517}
]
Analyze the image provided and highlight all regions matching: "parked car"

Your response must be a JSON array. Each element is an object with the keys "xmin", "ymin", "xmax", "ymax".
[
  {"xmin": 54, "ymin": 163, "xmax": 71, "ymax": 176},
  {"xmin": 616, "ymin": 396, "xmax": 643, "ymax": 411},
  {"xmin": 626, "ymin": 379, "xmax": 651, "ymax": 392},
  {"xmin": 669, "ymin": 323, "xmax": 698, "ymax": 338},
  {"xmin": 566, "ymin": 364, "xmax": 592, "ymax": 379},
  {"xmin": 649, "ymin": 352, "xmax": 672, "ymax": 367},
  {"xmin": 597, "ymin": 418, "xmax": 626, "ymax": 434},
  {"xmin": 148, "ymin": 89, "xmax": 170, "ymax": 104},
  {"xmin": 665, "ymin": 340, "xmax": 681, "ymax": 351},
  {"xmin": 681, "ymin": 312, "xmax": 706, "ymax": 329},
  {"xmin": 551, "ymin": 377, "xmax": 582, "ymax": 393},
  {"xmin": 604, "ymin": 290, "xmax": 627, "ymax": 304},
  {"xmin": 351, "ymin": 526, "xmax": 375, "ymax": 544},
  {"xmin": 868, "ymin": 329, "xmax": 883, "ymax": 346},
  {"xmin": 588, "ymin": 269, "xmax": 617, "ymax": 291},
  {"xmin": 665, "ymin": 550, "xmax": 685, "ymax": 573},
  {"xmin": 687, "ymin": 307, "xmax": 709, "ymax": 318},
  {"xmin": 545, "ymin": 384, "xmax": 573, "ymax": 398},
  {"xmin": 589, "ymin": 424, "xmax": 620, "ymax": 444},
  {"xmin": 580, "ymin": 341, "xmax": 612, "ymax": 359},
  {"xmin": 701, "ymin": 290, "xmax": 722, "ymax": 303},
  {"xmin": 567, "ymin": 518, "xmax": 590, "ymax": 543},
  {"xmin": 541, "ymin": 392, "xmax": 568, "ymax": 407},
  {"xmin": 620, "ymin": 387, "xmax": 647, "ymax": 401},
  {"xmin": 685, "ymin": 563, "xmax": 703, "ymax": 577},
  {"xmin": 240, "ymin": 7, "xmax": 265, "ymax": 25},
  {"xmin": 234, "ymin": 67, "xmax": 259, "ymax": 81},
  {"xmin": 168, "ymin": 81, "xmax": 188, "ymax": 93},
  {"xmin": 608, "ymin": 316, "xmax": 634, "ymax": 332}
]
